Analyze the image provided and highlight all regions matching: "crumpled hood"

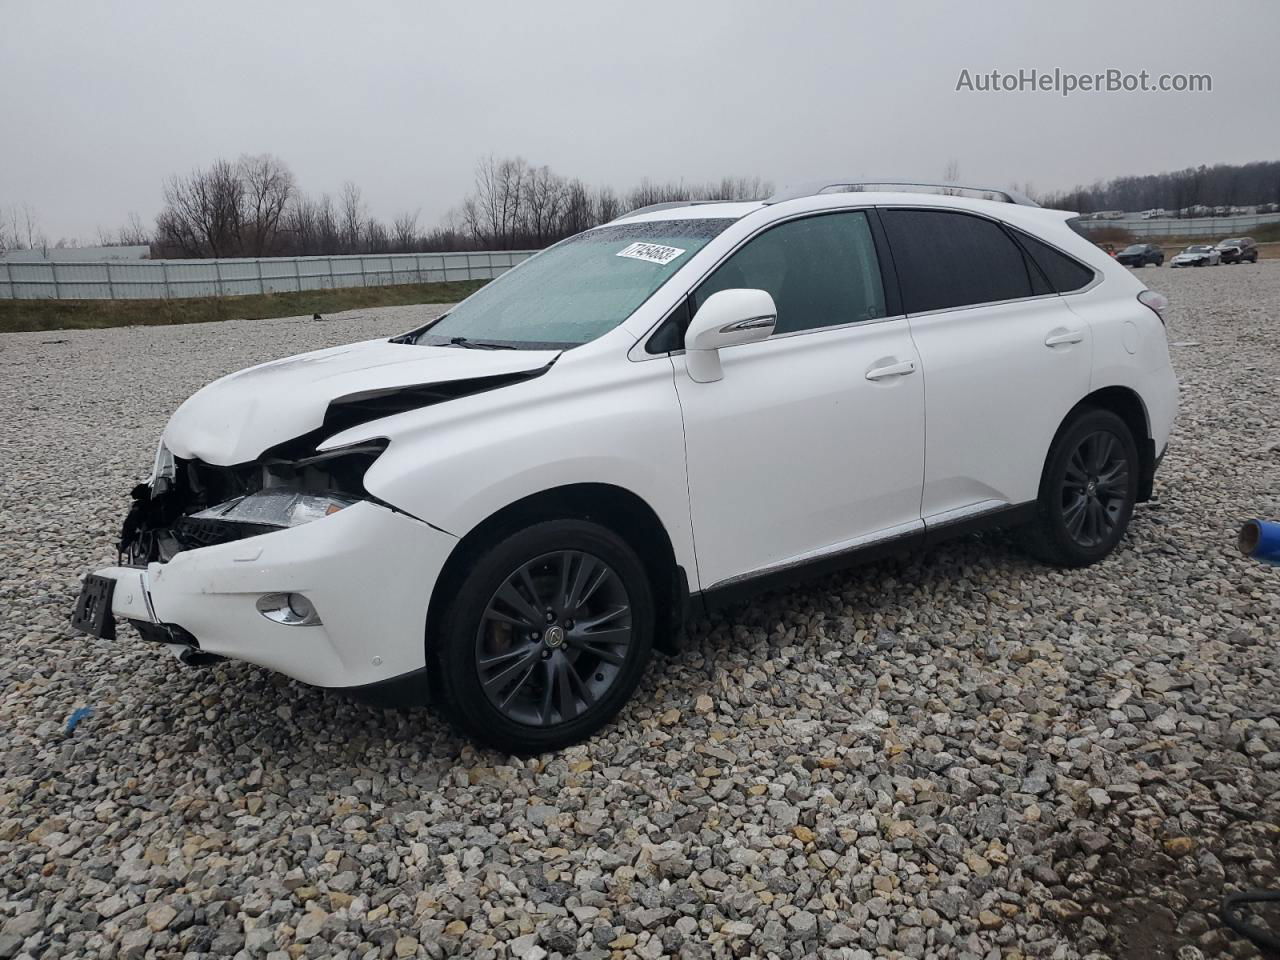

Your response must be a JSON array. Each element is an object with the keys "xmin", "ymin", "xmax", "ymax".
[{"xmin": 163, "ymin": 338, "xmax": 560, "ymax": 465}]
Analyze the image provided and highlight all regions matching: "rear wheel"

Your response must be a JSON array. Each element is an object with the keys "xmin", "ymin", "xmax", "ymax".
[
  {"xmin": 1021, "ymin": 409, "xmax": 1140, "ymax": 567},
  {"xmin": 435, "ymin": 519, "xmax": 654, "ymax": 753}
]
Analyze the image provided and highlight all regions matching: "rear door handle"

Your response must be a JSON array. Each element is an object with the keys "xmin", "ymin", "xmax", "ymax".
[
  {"xmin": 1044, "ymin": 329, "xmax": 1084, "ymax": 347},
  {"xmin": 865, "ymin": 359, "xmax": 917, "ymax": 381}
]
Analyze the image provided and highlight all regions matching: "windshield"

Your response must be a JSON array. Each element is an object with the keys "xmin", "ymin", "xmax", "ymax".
[
  {"xmin": 1217, "ymin": 238, "xmax": 1244, "ymax": 247},
  {"xmin": 1122, "ymin": 245, "xmax": 1145, "ymax": 254},
  {"xmin": 1186, "ymin": 245, "xmax": 1211, "ymax": 252},
  {"xmin": 413, "ymin": 219, "xmax": 736, "ymax": 349}
]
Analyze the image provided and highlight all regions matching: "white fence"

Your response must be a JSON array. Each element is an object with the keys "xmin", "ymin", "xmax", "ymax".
[
  {"xmin": 0, "ymin": 250, "xmax": 537, "ymax": 300},
  {"xmin": 1076, "ymin": 211, "xmax": 1280, "ymax": 238}
]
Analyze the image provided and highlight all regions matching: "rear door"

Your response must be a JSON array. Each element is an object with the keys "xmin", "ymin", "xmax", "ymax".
[{"xmin": 879, "ymin": 207, "xmax": 1094, "ymax": 521}]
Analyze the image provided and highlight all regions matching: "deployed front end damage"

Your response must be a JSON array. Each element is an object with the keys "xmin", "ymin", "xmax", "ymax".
[
  {"xmin": 118, "ymin": 437, "xmax": 387, "ymax": 566},
  {"xmin": 72, "ymin": 347, "xmax": 557, "ymax": 691}
]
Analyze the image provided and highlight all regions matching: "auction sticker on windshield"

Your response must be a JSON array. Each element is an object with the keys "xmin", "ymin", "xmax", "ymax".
[{"xmin": 616, "ymin": 242, "xmax": 686, "ymax": 265}]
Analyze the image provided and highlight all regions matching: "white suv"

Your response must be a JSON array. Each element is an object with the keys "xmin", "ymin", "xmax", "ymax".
[{"xmin": 74, "ymin": 180, "xmax": 1179, "ymax": 752}]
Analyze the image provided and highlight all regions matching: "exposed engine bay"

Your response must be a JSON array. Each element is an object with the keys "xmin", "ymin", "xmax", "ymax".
[{"xmin": 118, "ymin": 438, "xmax": 386, "ymax": 565}]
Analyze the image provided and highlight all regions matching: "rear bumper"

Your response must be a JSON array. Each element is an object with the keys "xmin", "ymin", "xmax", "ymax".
[{"xmin": 91, "ymin": 501, "xmax": 458, "ymax": 688}]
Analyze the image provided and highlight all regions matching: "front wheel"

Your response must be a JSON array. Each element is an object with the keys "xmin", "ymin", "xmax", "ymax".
[
  {"xmin": 1020, "ymin": 408, "xmax": 1140, "ymax": 567},
  {"xmin": 435, "ymin": 519, "xmax": 654, "ymax": 753}
]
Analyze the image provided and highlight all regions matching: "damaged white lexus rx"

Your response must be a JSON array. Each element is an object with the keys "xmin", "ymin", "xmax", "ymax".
[{"xmin": 74, "ymin": 180, "xmax": 1179, "ymax": 753}]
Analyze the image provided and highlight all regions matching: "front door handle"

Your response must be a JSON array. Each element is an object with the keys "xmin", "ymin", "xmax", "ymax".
[
  {"xmin": 865, "ymin": 359, "xmax": 917, "ymax": 381},
  {"xmin": 1044, "ymin": 329, "xmax": 1084, "ymax": 347}
]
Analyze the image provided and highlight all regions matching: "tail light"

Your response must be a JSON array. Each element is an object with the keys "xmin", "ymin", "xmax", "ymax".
[{"xmin": 1138, "ymin": 289, "xmax": 1168, "ymax": 325}]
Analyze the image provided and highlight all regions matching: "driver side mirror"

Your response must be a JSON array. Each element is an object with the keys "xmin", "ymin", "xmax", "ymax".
[{"xmin": 683, "ymin": 288, "xmax": 777, "ymax": 383}]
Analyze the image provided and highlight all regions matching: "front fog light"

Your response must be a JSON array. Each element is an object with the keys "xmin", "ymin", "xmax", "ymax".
[{"xmin": 256, "ymin": 592, "xmax": 322, "ymax": 626}]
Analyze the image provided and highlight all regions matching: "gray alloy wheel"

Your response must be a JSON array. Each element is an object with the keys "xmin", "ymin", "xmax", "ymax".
[
  {"xmin": 435, "ymin": 517, "xmax": 655, "ymax": 753},
  {"xmin": 475, "ymin": 550, "xmax": 633, "ymax": 726},
  {"xmin": 1059, "ymin": 429, "xmax": 1131, "ymax": 548},
  {"xmin": 1020, "ymin": 407, "xmax": 1139, "ymax": 568}
]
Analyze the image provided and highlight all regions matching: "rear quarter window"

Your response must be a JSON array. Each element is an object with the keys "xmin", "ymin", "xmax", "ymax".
[{"xmin": 1011, "ymin": 229, "xmax": 1097, "ymax": 293}]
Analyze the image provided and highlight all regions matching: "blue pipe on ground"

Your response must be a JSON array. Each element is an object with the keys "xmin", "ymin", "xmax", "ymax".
[{"xmin": 1239, "ymin": 519, "xmax": 1280, "ymax": 565}]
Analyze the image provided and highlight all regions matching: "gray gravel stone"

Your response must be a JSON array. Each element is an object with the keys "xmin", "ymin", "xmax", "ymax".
[{"xmin": 2, "ymin": 268, "xmax": 1279, "ymax": 959}]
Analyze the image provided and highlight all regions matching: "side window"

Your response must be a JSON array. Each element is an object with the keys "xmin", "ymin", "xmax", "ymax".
[
  {"xmin": 691, "ymin": 212, "xmax": 886, "ymax": 336},
  {"xmin": 1012, "ymin": 229, "xmax": 1096, "ymax": 293},
  {"xmin": 880, "ymin": 209, "xmax": 1036, "ymax": 313}
]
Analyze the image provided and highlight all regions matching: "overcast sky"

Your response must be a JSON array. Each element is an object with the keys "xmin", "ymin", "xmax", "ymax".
[{"xmin": 3, "ymin": 0, "xmax": 1278, "ymax": 242}]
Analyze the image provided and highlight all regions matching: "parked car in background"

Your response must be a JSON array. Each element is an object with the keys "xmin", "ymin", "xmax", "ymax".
[
  {"xmin": 73, "ymin": 179, "xmax": 1179, "ymax": 752},
  {"xmin": 1116, "ymin": 243, "xmax": 1164, "ymax": 267},
  {"xmin": 1170, "ymin": 244, "xmax": 1221, "ymax": 268},
  {"xmin": 1215, "ymin": 237, "xmax": 1258, "ymax": 264}
]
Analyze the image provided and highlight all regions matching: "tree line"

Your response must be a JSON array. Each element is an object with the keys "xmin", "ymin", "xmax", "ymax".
[
  {"xmin": 1040, "ymin": 161, "xmax": 1280, "ymax": 216},
  {"xmin": 127, "ymin": 155, "xmax": 770, "ymax": 259}
]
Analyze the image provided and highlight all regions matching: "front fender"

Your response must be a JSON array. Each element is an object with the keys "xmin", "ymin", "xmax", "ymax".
[{"xmin": 324, "ymin": 346, "xmax": 698, "ymax": 582}]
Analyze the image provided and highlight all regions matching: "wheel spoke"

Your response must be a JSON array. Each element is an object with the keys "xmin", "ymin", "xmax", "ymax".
[
  {"xmin": 483, "ymin": 607, "xmax": 532, "ymax": 629},
  {"xmin": 1064, "ymin": 496, "xmax": 1088, "ymax": 538},
  {"xmin": 1096, "ymin": 463, "xmax": 1128, "ymax": 495},
  {"xmin": 554, "ymin": 657, "xmax": 577, "ymax": 721},
  {"xmin": 1092, "ymin": 434, "xmax": 1115, "ymax": 473},
  {"xmin": 567, "ymin": 662, "xmax": 595, "ymax": 707},
  {"xmin": 477, "ymin": 647, "xmax": 531, "ymax": 670},
  {"xmin": 567, "ymin": 555, "xmax": 609, "ymax": 610},
  {"xmin": 578, "ymin": 641, "xmax": 626, "ymax": 666},
  {"xmin": 1064, "ymin": 456, "xmax": 1089, "ymax": 488},
  {"xmin": 575, "ymin": 604, "xmax": 630, "ymax": 632},
  {"xmin": 538, "ymin": 661, "xmax": 555, "ymax": 725},
  {"xmin": 557, "ymin": 552, "xmax": 574, "ymax": 610},
  {"xmin": 1087, "ymin": 498, "xmax": 1105, "ymax": 540},
  {"xmin": 481, "ymin": 648, "xmax": 537, "ymax": 695},
  {"xmin": 494, "ymin": 581, "xmax": 542, "ymax": 627},
  {"xmin": 574, "ymin": 625, "xmax": 631, "ymax": 646},
  {"xmin": 517, "ymin": 565, "xmax": 547, "ymax": 613},
  {"xmin": 497, "ymin": 659, "xmax": 539, "ymax": 711}
]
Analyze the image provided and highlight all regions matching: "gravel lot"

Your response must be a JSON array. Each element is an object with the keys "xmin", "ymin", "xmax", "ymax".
[{"xmin": 1, "ymin": 265, "xmax": 1278, "ymax": 960}]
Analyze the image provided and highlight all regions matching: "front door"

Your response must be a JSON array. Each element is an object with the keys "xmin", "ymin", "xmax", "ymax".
[{"xmin": 671, "ymin": 210, "xmax": 926, "ymax": 590}]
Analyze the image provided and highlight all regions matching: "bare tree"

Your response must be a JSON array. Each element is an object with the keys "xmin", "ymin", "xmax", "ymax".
[
  {"xmin": 339, "ymin": 181, "xmax": 365, "ymax": 254},
  {"xmin": 561, "ymin": 179, "xmax": 596, "ymax": 235},
  {"xmin": 0, "ymin": 205, "xmax": 18, "ymax": 254},
  {"xmin": 156, "ymin": 160, "xmax": 244, "ymax": 257},
  {"xmin": 96, "ymin": 212, "xmax": 151, "ymax": 248},
  {"xmin": 148, "ymin": 151, "xmax": 777, "ymax": 259},
  {"xmin": 525, "ymin": 165, "xmax": 566, "ymax": 245},
  {"xmin": 941, "ymin": 160, "xmax": 961, "ymax": 196},
  {"xmin": 238, "ymin": 154, "xmax": 295, "ymax": 256},
  {"xmin": 392, "ymin": 210, "xmax": 419, "ymax": 252},
  {"xmin": 363, "ymin": 217, "xmax": 390, "ymax": 254},
  {"xmin": 471, "ymin": 155, "xmax": 529, "ymax": 248},
  {"xmin": 596, "ymin": 186, "xmax": 621, "ymax": 224}
]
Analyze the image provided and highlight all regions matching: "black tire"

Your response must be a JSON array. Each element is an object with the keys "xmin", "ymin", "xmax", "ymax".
[
  {"xmin": 1021, "ymin": 408, "xmax": 1140, "ymax": 567},
  {"xmin": 434, "ymin": 519, "xmax": 654, "ymax": 753}
]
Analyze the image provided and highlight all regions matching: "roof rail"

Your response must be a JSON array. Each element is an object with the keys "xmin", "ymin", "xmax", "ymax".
[
  {"xmin": 612, "ymin": 198, "xmax": 751, "ymax": 222},
  {"xmin": 766, "ymin": 179, "xmax": 1040, "ymax": 207}
]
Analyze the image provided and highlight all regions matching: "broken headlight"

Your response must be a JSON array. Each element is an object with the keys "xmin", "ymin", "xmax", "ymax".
[{"xmin": 191, "ymin": 489, "xmax": 359, "ymax": 528}]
